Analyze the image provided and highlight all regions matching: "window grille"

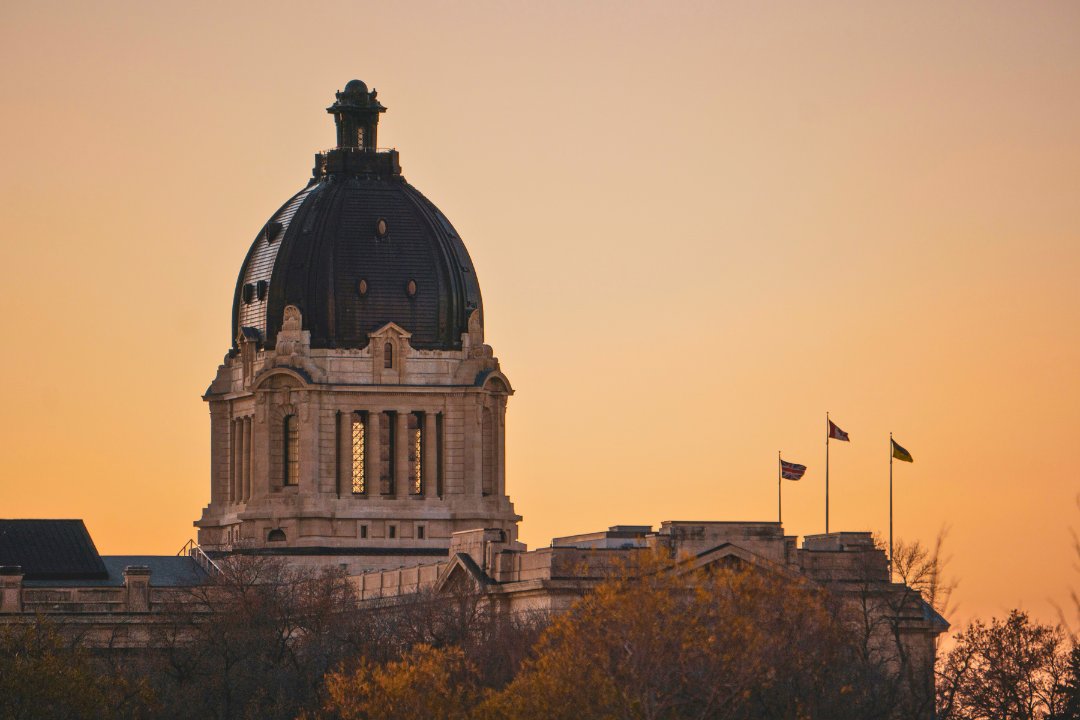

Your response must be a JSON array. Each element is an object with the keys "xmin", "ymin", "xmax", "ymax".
[
  {"xmin": 351, "ymin": 416, "xmax": 365, "ymax": 494},
  {"xmin": 414, "ymin": 425, "xmax": 423, "ymax": 495},
  {"xmin": 284, "ymin": 415, "xmax": 299, "ymax": 485}
]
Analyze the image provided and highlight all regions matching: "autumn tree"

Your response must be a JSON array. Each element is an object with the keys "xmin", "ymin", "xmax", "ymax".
[
  {"xmin": 0, "ymin": 617, "xmax": 154, "ymax": 719},
  {"xmin": 315, "ymin": 643, "xmax": 481, "ymax": 720},
  {"xmin": 481, "ymin": 550, "xmax": 875, "ymax": 720}
]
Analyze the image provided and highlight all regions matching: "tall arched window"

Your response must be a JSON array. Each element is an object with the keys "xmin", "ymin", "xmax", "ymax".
[
  {"xmin": 284, "ymin": 414, "xmax": 299, "ymax": 486},
  {"xmin": 383, "ymin": 341, "xmax": 394, "ymax": 369}
]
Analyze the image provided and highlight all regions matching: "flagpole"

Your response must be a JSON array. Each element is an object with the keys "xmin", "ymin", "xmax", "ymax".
[
  {"xmin": 778, "ymin": 450, "xmax": 782, "ymax": 525},
  {"xmin": 826, "ymin": 412, "xmax": 830, "ymax": 534},
  {"xmin": 889, "ymin": 432, "xmax": 894, "ymax": 581}
]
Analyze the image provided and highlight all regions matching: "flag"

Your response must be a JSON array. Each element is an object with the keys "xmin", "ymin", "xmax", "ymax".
[
  {"xmin": 828, "ymin": 419, "xmax": 849, "ymax": 442},
  {"xmin": 891, "ymin": 439, "xmax": 913, "ymax": 463},
  {"xmin": 780, "ymin": 459, "xmax": 807, "ymax": 480}
]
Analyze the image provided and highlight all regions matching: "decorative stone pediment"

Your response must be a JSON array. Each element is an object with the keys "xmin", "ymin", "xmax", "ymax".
[
  {"xmin": 677, "ymin": 543, "xmax": 802, "ymax": 582},
  {"xmin": 369, "ymin": 322, "xmax": 412, "ymax": 383},
  {"xmin": 433, "ymin": 553, "xmax": 492, "ymax": 595},
  {"xmin": 368, "ymin": 321, "xmax": 412, "ymax": 341}
]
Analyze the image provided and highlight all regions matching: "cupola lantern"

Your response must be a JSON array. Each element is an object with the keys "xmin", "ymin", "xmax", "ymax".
[{"xmin": 327, "ymin": 79, "xmax": 385, "ymax": 150}]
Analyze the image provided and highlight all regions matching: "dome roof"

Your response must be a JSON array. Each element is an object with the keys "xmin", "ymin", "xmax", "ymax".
[{"xmin": 231, "ymin": 81, "xmax": 482, "ymax": 351}]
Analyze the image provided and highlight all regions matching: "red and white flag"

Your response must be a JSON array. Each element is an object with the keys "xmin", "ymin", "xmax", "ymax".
[{"xmin": 828, "ymin": 419, "xmax": 849, "ymax": 442}]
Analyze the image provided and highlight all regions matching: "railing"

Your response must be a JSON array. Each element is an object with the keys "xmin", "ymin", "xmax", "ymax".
[
  {"xmin": 177, "ymin": 539, "xmax": 223, "ymax": 577},
  {"xmin": 316, "ymin": 146, "xmax": 397, "ymax": 155}
]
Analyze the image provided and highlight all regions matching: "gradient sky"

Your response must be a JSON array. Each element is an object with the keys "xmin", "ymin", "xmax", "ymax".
[{"xmin": 2, "ymin": 1, "xmax": 1078, "ymax": 628}]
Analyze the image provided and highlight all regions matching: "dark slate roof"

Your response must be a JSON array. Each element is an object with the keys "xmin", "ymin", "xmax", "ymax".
[
  {"xmin": 22, "ymin": 556, "xmax": 209, "ymax": 588},
  {"xmin": 0, "ymin": 520, "xmax": 108, "ymax": 580},
  {"xmin": 231, "ymin": 86, "xmax": 482, "ymax": 353}
]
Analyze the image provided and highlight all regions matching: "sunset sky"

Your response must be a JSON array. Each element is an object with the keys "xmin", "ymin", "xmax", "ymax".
[{"xmin": 2, "ymin": 1, "xmax": 1078, "ymax": 628}]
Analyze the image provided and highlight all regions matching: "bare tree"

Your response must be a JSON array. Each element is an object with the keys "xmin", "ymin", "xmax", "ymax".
[{"xmin": 937, "ymin": 610, "xmax": 1070, "ymax": 720}]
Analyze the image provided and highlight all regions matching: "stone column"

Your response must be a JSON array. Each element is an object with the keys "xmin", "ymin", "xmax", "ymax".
[
  {"xmin": 230, "ymin": 419, "xmax": 240, "ymax": 502},
  {"xmin": 423, "ymin": 411, "xmax": 438, "ymax": 498},
  {"xmin": 395, "ymin": 411, "xmax": 410, "ymax": 498},
  {"xmin": 468, "ymin": 397, "xmax": 484, "ymax": 497},
  {"xmin": 237, "ymin": 419, "xmax": 248, "ymax": 503},
  {"xmin": 209, "ymin": 402, "xmax": 230, "ymax": 505},
  {"xmin": 0, "ymin": 566, "xmax": 23, "ymax": 613},
  {"xmin": 367, "ymin": 410, "xmax": 381, "ymax": 496},
  {"xmin": 251, "ymin": 394, "xmax": 269, "ymax": 500},
  {"xmin": 495, "ymin": 398, "xmax": 507, "ymax": 498},
  {"xmin": 123, "ymin": 566, "xmax": 151, "ymax": 612},
  {"xmin": 336, "ymin": 411, "xmax": 347, "ymax": 497},
  {"xmin": 298, "ymin": 392, "xmax": 318, "ymax": 496},
  {"xmin": 243, "ymin": 416, "xmax": 253, "ymax": 502}
]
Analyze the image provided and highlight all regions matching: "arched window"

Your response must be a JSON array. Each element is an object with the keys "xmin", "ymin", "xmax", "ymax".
[
  {"xmin": 383, "ymin": 341, "xmax": 394, "ymax": 369},
  {"xmin": 267, "ymin": 528, "xmax": 286, "ymax": 542},
  {"xmin": 283, "ymin": 414, "xmax": 299, "ymax": 486}
]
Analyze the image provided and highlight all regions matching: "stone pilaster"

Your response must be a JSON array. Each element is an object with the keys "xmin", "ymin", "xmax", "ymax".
[
  {"xmin": 243, "ymin": 416, "xmax": 253, "ymax": 502},
  {"xmin": 365, "ymin": 410, "xmax": 381, "ymax": 495},
  {"xmin": 230, "ymin": 419, "xmax": 240, "ymax": 502},
  {"xmin": 123, "ymin": 566, "xmax": 151, "ymax": 612},
  {"xmin": 395, "ymin": 411, "xmax": 409, "ymax": 498},
  {"xmin": 0, "ymin": 566, "xmax": 23, "ymax": 613},
  {"xmin": 423, "ymin": 411, "xmax": 438, "ymax": 498},
  {"xmin": 495, "ymin": 397, "xmax": 507, "ymax": 498}
]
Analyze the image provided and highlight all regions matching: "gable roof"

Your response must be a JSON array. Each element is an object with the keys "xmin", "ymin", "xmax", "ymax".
[{"xmin": 0, "ymin": 520, "xmax": 108, "ymax": 580}]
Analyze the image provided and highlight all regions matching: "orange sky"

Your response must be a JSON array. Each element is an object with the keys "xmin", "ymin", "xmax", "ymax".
[{"xmin": 2, "ymin": 1, "xmax": 1078, "ymax": 628}]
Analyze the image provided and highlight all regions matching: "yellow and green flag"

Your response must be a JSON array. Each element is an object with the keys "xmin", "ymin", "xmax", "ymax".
[{"xmin": 891, "ymin": 439, "xmax": 913, "ymax": 463}]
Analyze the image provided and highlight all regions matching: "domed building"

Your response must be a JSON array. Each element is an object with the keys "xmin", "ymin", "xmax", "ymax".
[
  {"xmin": 195, "ymin": 80, "xmax": 521, "ymax": 572},
  {"xmin": 0, "ymin": 82, "xmax": 945, "ymax": 716}
]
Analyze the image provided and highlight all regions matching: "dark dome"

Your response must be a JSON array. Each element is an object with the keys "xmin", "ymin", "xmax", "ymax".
[
  {"xmin": 343, "ymin": 79, "xmax": 368, "ymax": 94},
  {"xmin": 232, "ymin": 83, "xmax": 482, "ymax": 351}
]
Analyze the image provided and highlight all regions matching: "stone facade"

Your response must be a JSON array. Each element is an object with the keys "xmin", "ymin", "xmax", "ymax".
[{"xmin": 196, "ymin": 305, "xmax": 521, "ymax": 575}]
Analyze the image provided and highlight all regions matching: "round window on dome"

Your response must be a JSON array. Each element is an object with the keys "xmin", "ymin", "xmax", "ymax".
[
  {"xmin": 357, "ymin": 278, "xmax": 368, "ymax": 297},
  {"xmin": 242, "ymin": 283, "xmax": 256, "ymax": 304},
  {"xmin": 375, "ymin": 218, "xmax": 389, "ymax": 238},
  {"xmin": 406, "ymin": 279, "xmax": 417, "ymax": 297}
]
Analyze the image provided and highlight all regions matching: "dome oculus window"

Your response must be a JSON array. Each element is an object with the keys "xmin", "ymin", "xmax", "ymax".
[
  {"xmin": 357, "ymin": 278, "xmax": 368, "ymax": 297},
  {"xmin": 242, "ymin": 283, "xmax": 256, "ymax": 304},
  {"xmin": 406, "ymin": 279, "xmax": 417, "ymax": 297},
  {"xmin": 256, "ymin": 280, "xmax": 269, "ymax": 301},
  {"xmin": 375, "ymin": 218, "xmax": 389, "ymax": 238}
]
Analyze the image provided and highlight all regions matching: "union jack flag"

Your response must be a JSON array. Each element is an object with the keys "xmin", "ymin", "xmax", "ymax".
[{"xmin": 780, "ymin": 459, "xmax": 807, "ymax": 481}]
